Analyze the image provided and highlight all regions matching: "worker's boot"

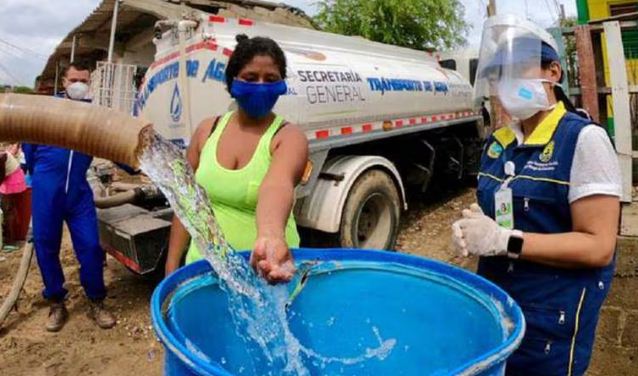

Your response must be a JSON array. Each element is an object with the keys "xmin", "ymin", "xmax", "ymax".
[
  {"xmin": 45, "ymin": 301, "xmax": 68, "ymax": 332},
  {"xmin": 87, "ymin": 300, "xmax": 116, "ymax": 329}
]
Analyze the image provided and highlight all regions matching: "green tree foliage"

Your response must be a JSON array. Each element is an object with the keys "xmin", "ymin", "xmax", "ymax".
[
  {"xmin": 314, "ymin": 0, "xmax": 468, "ymax": 50},
  {"xmin": 13, "ymin": 86, "xmax": 34, "ymax": 94},
  {"xmin": 559, "ymin": 17, "xmax": 578, "ymax": 88}
]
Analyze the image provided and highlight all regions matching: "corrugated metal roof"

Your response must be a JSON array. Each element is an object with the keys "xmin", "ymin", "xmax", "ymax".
[
  {"xmin": 39, "ymin": 0, "xmax": 313, "ymax": 83},
  {"xmin": 41, "ymin": 0, "xmax": 120, "ymax": 79}
]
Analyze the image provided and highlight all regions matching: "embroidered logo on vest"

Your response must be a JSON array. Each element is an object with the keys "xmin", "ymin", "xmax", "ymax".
[
  {"xmin": 539, "ymin": 141, "xmax": 555, "ymax": 162},
  {"xmin": 487, "ymin": 141, "xmax": 503, "ymax": 159}
]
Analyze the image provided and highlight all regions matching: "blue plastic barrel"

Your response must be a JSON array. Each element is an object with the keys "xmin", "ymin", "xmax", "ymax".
[{"xmin": 151, "ymin": 249, "xmax": 525, "ymax": 376}]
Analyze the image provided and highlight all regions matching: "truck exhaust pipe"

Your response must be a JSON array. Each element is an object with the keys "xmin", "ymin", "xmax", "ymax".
[{"xmin": 0, "ymin": 94, "xmax": 152, "ymax": 168}]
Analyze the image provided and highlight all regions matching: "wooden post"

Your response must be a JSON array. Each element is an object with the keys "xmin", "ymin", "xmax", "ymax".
[
  {"xmin": 107, "ymin": 0, "xmax": 120, "ymax": 63},
  {"xmin": 487, "ymin": 0, "xmax": 497, "ymax": 17},
  {"xmin": 490, "ymin": 97, "xmax": 511, "ymax": 131},
  {"xmin": 575, "ymin": 25, "xmax": 600, "ymax": 123},
  {"xmin": 604, "ymin": 21, "xmax": 633, "ymax": 202},
  {"xmin": 53, "ymin": 61, "xmax": 59, "ymax": 96},
  {"xmin": 484, "ymin": 0, "xmax": 506, "ymax": 130},
  {"xmin": 70, "ymin": 35, "xmax": 76, "ymax": 63}
]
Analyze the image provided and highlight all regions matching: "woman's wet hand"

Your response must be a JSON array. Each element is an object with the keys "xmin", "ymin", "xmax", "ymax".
[{"xmin": 251, "ymin": 235, "xmax": 296, "ymax": 284}]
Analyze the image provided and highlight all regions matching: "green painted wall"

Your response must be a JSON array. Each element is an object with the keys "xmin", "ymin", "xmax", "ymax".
[{"xmin": 577, "ymin": 0, "xmax": 591, "ymax": 24}]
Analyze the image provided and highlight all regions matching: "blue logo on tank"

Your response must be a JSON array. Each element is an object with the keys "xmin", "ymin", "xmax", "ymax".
[{"xmin": 170, "ymin": 84, "xmax": 183, "ymax": 123}]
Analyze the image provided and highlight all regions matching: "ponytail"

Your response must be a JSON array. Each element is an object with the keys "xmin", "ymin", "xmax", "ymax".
[
  {"xmin": 542, "ymin": 58, "xmax": 589, "ymax": 120},
  {"xmin": 554, "ymin": 85, "xmax": 594, "ymax": 121}
]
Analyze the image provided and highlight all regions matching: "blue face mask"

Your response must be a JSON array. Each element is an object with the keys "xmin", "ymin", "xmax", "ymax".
[{"xmin": 230, "ymin": 80, "xmax": 287, "ymax": 118}]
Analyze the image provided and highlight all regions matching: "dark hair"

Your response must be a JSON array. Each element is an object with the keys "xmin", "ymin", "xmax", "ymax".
[
  {"xmin": 225, "ymin": 34, "xmax": 287, "ymax": 91},
  {"xmin": 64, "ymin": 61, "xmax": 91, "ymax": 76},
  {"xmin": 541, "ymin": 59, "xmax": 579, "ymax": 114}
]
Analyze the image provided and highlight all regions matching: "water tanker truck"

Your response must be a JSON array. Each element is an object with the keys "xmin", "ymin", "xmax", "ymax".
[{"xmin": 95, "ymin": 13, "xmax": 485, "ymax": 276}]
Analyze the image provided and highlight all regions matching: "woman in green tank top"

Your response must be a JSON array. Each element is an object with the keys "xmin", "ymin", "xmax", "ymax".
[{"xmin": 165, "ymin": 34, "xmax": 308, "ymax": 284}]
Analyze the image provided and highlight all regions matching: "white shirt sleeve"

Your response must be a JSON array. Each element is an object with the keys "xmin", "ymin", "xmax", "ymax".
[{"xmin": 568, "ymin": 125, "xmax": 623, "ymax": 203}]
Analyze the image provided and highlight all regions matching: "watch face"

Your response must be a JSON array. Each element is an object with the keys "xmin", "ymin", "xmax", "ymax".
[{"xmin": 508, "ymin": 235, "xmax": 524, "ymax": 254}]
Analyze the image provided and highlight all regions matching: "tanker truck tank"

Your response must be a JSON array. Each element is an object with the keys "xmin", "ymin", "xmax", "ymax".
[{"xmin": 139, "ymin": 14, "xmax": 477, "ymax": 148}]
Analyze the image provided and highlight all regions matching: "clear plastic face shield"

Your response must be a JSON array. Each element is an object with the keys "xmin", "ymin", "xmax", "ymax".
[{"xmin": 474, "ymin": 15, "xmax": 558, "ymax": 121}]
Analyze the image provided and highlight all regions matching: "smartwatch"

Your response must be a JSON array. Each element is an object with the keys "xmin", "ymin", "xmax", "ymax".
[{"xmin": 507, "ymin": 230, "xmax": 524, "ymax": 259}]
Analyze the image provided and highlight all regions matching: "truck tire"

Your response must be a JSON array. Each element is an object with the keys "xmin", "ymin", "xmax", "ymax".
[
  {"xmin": 339, "ymin": 169, "xmax": 401, "ymax": 250},
  {"xmin": 463, "ymin": 138, "xmax": 483, "ymax": 186}
]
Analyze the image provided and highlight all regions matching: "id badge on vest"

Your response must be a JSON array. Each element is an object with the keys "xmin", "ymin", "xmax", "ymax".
[
  {"xmin": 495, "ymin": 187, "xmax": 514, "ymax": 229},
  {"xmin": 495, "ymin": 161, "xmax": 515, "ymax": 230}
]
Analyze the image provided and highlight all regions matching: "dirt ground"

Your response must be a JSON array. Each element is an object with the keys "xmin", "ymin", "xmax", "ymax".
[
  {"xmin": 396, "ymin": 187, "xmax": 478, "ymax": 268},
  {"xmin": 0, "ymin": 187, "xmax": 612, "ymax": 375},
  {"xmin": 0, "ymin": 227, "xmax": 163, "ymax": 376}
]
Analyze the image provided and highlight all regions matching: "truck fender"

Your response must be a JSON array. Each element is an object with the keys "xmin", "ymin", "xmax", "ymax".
[{"xmin": 294, "ymin": 155, "xmax": 407, "ymax": 233}]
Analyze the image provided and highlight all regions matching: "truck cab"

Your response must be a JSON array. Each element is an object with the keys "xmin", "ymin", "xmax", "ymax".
[{"xmin": 438, "ymin": 49, "xmax": 480, "ymax": 87}]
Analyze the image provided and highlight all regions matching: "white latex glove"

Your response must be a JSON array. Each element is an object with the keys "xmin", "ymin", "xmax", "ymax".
[{"xmin": 451, "ymin": 203, "xmax": 512, "ymax": 257}]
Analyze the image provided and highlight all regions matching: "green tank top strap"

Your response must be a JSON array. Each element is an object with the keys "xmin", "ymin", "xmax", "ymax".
[
  {"xmin": 210, "ymin": 111, "xmax": 284, "ymax": 139},
  {"xmin": 258, "ymin": 115, "xmax": 285, "ymax": 155},
  {"xmin": 209, "ymin": 111, "xmax": 234, "ymax": 142}
]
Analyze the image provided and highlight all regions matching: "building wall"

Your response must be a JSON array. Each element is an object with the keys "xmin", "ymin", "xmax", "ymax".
[
  {"xmin": 588, "ymin": 1, "xmax": 638, "ymax": 84},
  {"xmin": 582, "ymin": 0, "xmax": 638, "ymax": 130}
]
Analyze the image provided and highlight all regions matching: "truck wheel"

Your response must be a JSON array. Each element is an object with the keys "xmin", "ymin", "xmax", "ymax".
[
  {"xmin": 339, "ymin": 169, "xmax": 401, "ymax": 250},
  {"xmin": 463, "ymin": 138, "xmax": 483, "ymax": 186}
]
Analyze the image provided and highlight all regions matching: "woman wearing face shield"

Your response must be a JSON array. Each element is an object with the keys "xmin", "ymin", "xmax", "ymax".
[
  {"xmin": 165, "ymin": 35, "xmax": 308, "ymax": 284},
  {"xmin": 452, "ymin": 15, "xmax": 621, "ymax": 376}
]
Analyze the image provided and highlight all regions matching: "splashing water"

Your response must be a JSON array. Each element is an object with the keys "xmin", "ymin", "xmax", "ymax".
[
  {"xmin": 139, "ymin": 133, "xmax": 394, "ymax": 374},
  {"xmin": 140, "ymin": 133, "xmax": 307, "ymax": 375}
]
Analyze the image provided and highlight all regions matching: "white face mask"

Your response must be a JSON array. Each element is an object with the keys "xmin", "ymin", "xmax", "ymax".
[
  {"xmin": 66, "ymin": 81, "xmax": 89, "ymax": 100},
  {"xmin": 497, "ymin": 78, "xmax": 556, "ymax": 120}
]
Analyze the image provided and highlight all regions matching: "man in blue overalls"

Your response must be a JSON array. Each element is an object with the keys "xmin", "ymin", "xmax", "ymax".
[
  {"xmin": 452, "ymin": 15, "xmax": 621, "ymax": 375},
  {"xmin": 23, "ymin": 62, "xmax": 116, "ymax": 332}
]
